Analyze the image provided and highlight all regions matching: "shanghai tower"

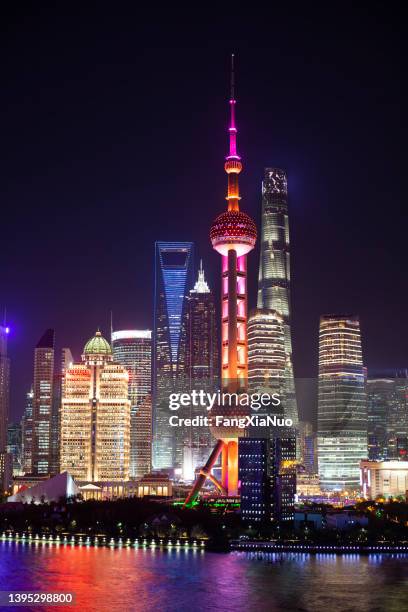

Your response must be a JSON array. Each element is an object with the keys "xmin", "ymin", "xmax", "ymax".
[{"xmin": 257, "ymin": 168, "xmax": 298, "ymax": 425}]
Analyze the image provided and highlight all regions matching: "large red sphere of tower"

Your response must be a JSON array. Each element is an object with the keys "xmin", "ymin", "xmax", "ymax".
[{"xmin": 210, "ymin": 210, "xmax": 257, "ymax": 256}]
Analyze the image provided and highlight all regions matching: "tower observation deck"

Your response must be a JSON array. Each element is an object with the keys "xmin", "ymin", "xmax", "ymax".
[{"xmin": 184, "ymin": 56, "xmax": 257, "ymax": 505}]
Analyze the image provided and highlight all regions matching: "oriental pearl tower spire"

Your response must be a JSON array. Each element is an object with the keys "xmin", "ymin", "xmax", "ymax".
[{"xmin": 184, "ymin": 56, "xmax": 257, "ymax": 505}]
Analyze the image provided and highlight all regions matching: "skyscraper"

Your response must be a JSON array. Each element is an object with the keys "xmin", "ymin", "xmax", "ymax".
[
  {"xmin": 32, "ymin": 329, "xmax": 55, "ymax": 475},
  {"xmin": 112, "ymin": 330, "xmax": 152, "ymax": 479},
  {"xmin": 298, "ymin": 421, "xmax": 317, "ymax": 474},
  {"xmin": 50, "ymin": 348, "xmax": 73, "ymax": 476},
  {"xmin": 0, "ymin": 323, "xmax": 11, "ymax": 490},
  {"xmin": 256, "ymin": 168, "xmax": 298, "ymax": 425},
  {"xmin": 60, "ymin": 330, "xmax": 131, "ymax": 482},
  {"xmin": 183, "ymin": 263, "xmax": 218, "ymax": 479},
  {"xmin": 185, "ymin": 55, "xmax": 257, "ymax": 505},
  {"xmin": 21, "ymin": 387, "xmax": 33, "ymax": 474},
  {"xmin": 0, "ymin": 324, "xmax": 10, "ymax": 461},
  {"xmin": 153, "ymin": 241, "xmax": 194, "ymax": 470},
  {"xmin": 317, "ymin": 315, "xmax": 367, "ymax": 491},
  {"xmin": 239, "ymin": 436, "xmax": 296, "ymax": 523},
  {"xmin": 247, "ymin": 308, "xmax": 286, "ymax": 395},
  {"xmin": 367, "ymin": 378, "xmax": 394, "ymax": 460},
  {"xmin": 7, "ymin": 423, "xmax": 22, "ymax": 475},
  {"xmin": 392, "ymin": 373, "xmax": 408, "ymax": 459}
]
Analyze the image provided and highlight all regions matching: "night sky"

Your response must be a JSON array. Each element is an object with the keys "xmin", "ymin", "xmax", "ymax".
[{"xmin": 1, "ymin": 5, "xmax": 406, "ymax": 423}]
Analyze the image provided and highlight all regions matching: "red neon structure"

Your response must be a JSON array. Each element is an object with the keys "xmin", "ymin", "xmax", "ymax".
[{"xmin": 184, "ymin": 56, "xmax": 256, "ymax": 506}]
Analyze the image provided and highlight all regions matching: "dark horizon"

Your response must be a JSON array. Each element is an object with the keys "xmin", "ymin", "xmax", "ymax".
[{"xmin": 1, "ymin": 5, "xmax": 406, "ymax": 422}]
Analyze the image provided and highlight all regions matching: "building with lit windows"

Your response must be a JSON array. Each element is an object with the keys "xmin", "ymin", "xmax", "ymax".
[
  {"xmin": 137, "ymin": 472, "xmax": 172, "ymax": 498},
  {"xmin": 298, "ymin": 421, "xmax": 317, "ymax": 474},
  {"xmin": 60, "ymin": 330, "xmax": 131, "ymax": 482},
  {"xmin": 256, "ymin": 168, "xmax": 298, "ymax": 426},
  {"xmin": 317, "ymin": 315, "xmax": 367, "ymax": 491},
  {"xmin": 183, "ymin": 263, "xmax": 218, "ymax": 479},
  {"xmin": 7, "ymin": 422, "xmax": 22, "ymax": 475},
  {"xmin": 389, "ymin": 373, "xmax": 408, "ymax": 459},
  {"xmin": 153, "ymin": 242, "xmax": 194, "ymax": 471},
  {"xmin": 239, "ymin": 436, "xmax": 296, "ymax": 523},
  {"xmin": 32, "ymin": 329, "xmax": 55, "ymax": 476},
  {"xmin": 0, "ymin": 324, "xmax": 10, "ymax": 489},
  {"xmin": 21, "ymin": 387, "xmax": 33, "ymax": 474},
  {"xmin": 112, "ymin": 329, "xmax": 152, "ymax": 479},
  {"xmin": 360, "ymin": 459, "xmax": 408, "ymax": 499},
  {"xmin": 367, "ymin": 378, "xmax": 394, "ymax": 460},
  {"xmin": 366, "ymin": 374, "xmax": 408, "ymax": 461},
  {"xmin": 248, "ymin": 308, "xmax": 286, "ymax": 395},
  {"xmin": 50, "ymin": 348, "xmax": 73, "ymax": 476}
]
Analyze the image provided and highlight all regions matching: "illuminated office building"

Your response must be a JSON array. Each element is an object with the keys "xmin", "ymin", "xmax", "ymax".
[
  {"xmin": 367, "ymin": 378, "xmax": 394, "ymax": 461},
  {"xmin": 390, "ymin": 373, "xmax": 408, "ymax": 459},
  {"xmin": 112, "ymin": 330, "xmax": 152, "ymax": 478},
  {"xmin": 21, "ymin": 387, "xmax": 34, "ymax": 474},
  {"xmin": 248, "ymin": 308, "xmax": 285, "ymax": 394},
  {"xmin": 361, "ymin": 459, "xmax": 408, "ymax": 499},
  {"xmin": 183, "ymin": 263, "xmax": 218, "ymax": 479},
  {"xmin": 298, "ymin": 421, "xmax": 317, "ymax": 474},
  {"xmin": 32, "ymin": 329, "xmax": 55, "ymax": 475},
  {"xmin": 317, "ymin": 315, "xmax": 367, "ymax": 491},
  {"xmin": 7, "ymin": 423, "xmax": 22, "ymax": 475},
  {"xmin": 239, "ymin": 436, "xmax": 296, "ymax": 523},
  {"xmin": 153, "ymin": 242, "xmax": 194, "ymax": 471},
  {"xmin": 60, "ymin": 330, "xmax": 131, "ymax": 482},
  {"xmin": 0, "ymin": 324, "xmax": 10, "ymax": 488},
  {"xmin": 50, "ymin": 348, "xmax": 73, "ymax": 476},
  {"xmin": 256, "ymin": 168, "xmax": 298, "ymax": 426},
  {"xmin": 365, "ymin": 375, "xmax": 408, "ymax": 461}
]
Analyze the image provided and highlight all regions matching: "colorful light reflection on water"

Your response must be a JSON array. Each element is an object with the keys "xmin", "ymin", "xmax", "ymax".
[{"xmin": 0, "ymin": 542, "xmax": 408, "ymax": 611}]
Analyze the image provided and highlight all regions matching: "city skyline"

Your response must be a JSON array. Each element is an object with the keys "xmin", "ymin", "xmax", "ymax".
[
  {"xmin": 0, "ymin": 8, "xmax": 407, "ymax": 610},
  {"xmin": 1, "ymin": 9, "xmax": 406, "ymax": 429}
]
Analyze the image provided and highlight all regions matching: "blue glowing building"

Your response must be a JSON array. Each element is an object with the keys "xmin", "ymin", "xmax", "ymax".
[{"xmin": 153, "ymin": 242, "xmax": 194, "ymax": 470}]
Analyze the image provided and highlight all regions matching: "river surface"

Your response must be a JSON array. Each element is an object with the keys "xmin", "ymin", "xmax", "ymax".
[{"xmin": 0, "ymin": 542, "xmax": 407, "ymax": 611}]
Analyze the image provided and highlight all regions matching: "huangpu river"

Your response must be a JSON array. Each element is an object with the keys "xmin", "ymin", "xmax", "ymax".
[{"xmin": 1, "ymin": 542, "xmax": 408, "ymax": 611}]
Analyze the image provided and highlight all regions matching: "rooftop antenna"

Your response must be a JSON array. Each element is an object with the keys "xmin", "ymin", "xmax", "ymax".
[{"xmin": 230, "ymin": 53, "xmax": 235, "ymax": 100}]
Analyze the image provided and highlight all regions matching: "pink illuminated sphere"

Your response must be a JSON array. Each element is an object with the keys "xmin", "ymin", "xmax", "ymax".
[{"xmin": 210, "ymin": 210, "xmax": 257, "ymax": 256}]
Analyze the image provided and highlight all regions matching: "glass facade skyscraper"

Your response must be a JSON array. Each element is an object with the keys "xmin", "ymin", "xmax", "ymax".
[
  {"xmin": 112, "ymin": 330, "xmax": 152, "ymax": 479},
  {"xmin": 153, "ymin": 242, "xmax": 194, "ymax": 471},
  {"xmin": 298, "ymin": 421, "xmax": 317, "ymax": 474},
  {"xmin": 391, "ymin": 373, "xmax": 408, "ymax": 459},
  {"xmin": 32, "ymin": 329, "xmax": 55, "ymax": 475},
  {"xmin": 6, "ymin": 422, "xmax": 22, "ymax": 475},
  {"xmin": 239, "ymin": 436, "xmax": 296, "ymax": 523},
  {"xmin": 367, "ymin": 378, "xmax": 394, "ymax": 460},
  {"xmin": 183, "ymin": 263, "xmax": 218, "ymax": 479},
  {"xmin": 248, "ymin": 308, "xmax": 286, "ymax": 394},
  {"xmin": 317, "ymin": 315, "xmax": 367, "ymax": 491},
  {"xmin": 0, "ymin": 324, "xmax": 10, "ymax": 478},
  {"xmin": 50, "ymin": 348, "xmax": 73, "ymax": 476},
  {"xmin": 21, "ymin": 387, "xmax": 33, "ymax": 474},
  {"xmin": 256, "ymin": 168, "xmax": 298, "ymax": 425}
]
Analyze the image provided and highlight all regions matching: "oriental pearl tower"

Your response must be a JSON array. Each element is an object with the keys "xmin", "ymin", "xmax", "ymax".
[{"xmin": 184, "ymin": 56, "xmax": 257, "ymax": 505}]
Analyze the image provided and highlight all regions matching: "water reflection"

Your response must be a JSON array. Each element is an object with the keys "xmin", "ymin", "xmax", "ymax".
[{"xmin": 0, "ymin": 542, "xmax": 407, "ymax": 611}]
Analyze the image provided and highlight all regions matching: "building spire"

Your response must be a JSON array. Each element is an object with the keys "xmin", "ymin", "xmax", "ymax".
[
  {"xmin": 230, "ymin": 53, "xmax": 235, "ymax": 100},
  {"xmin": 190, "ymin": 260, "xmax": 210, "ymax": 294},
  {"xmin": 225, "ymin": 53, "xmax": 242, "ymax": 212},
  {"xmin": 227, "ymin": 53, "xmax": 238, "ymax": 160}
]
